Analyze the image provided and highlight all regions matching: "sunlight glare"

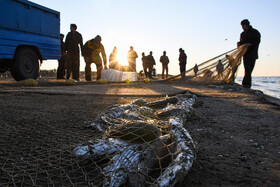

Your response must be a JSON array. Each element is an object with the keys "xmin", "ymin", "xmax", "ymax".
[{"xmin": 117, "ymin": 48, "xmax": 128, "ymax": 66}]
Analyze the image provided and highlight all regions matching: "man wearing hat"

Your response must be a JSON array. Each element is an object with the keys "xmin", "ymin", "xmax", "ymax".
[{"xmin": 237, "ymin": 19, "xmax": 261, "ymax": 88}]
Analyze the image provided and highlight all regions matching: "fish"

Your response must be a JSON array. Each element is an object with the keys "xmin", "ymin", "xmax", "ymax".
[
  {"xmin": 106, "ymin": 122, "xmax": 161, "ymax": 143},
  {"xmin": 72, "ymin": 138, "xmax": 129, "ymax": 160},
  {"xmin": 129, "ymin": 98, "xmax": 147, "ymax": 106},
  {"xmin": 89, "ymin": 104, "xmax": 138, "ymax": 132},
  {"xmin": 144, "ymin": 97, "xmax": 179, "ymax": 109},
  {"xmin": 156, "ymin": 118, "xmax": 196, "ymax": 187},
  {"xmin": 127, "ymin": 134, "xmax": 177, "ymax": 186},
  {"xmin": 77, "ymin": 92, "xmax": 197, "ymax": 186},
  {"xmin": 102, "ymin": 144, "xmax": 144, "ymax": 187}
]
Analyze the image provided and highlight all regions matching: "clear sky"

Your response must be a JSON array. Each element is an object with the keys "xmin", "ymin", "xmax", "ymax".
[{"xmin": 34, "ymin": 0, "xmax": 280, "ymax": 77}]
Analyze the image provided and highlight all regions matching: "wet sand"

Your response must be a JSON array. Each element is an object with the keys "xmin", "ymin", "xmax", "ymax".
[{"xmin": 0, "ymin": 77, "xmax": 279, "ymax": 186}]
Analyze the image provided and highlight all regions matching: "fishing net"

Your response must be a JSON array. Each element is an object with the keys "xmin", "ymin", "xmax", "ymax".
[
  {"xmin": 168, "ymin": 44, "xmax": 248, "ymax": 84},
  {"xmin": 0, "ymin": 92, "xmax": 196, "ymax": 186}
]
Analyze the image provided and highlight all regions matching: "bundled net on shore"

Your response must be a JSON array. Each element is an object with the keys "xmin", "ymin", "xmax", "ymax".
[
  {"xmin": 168, "ymin": 44, "xmax": 248, "ymax": 84},
  {"xmin": 0, "ymin": 92, "xmax": 196, "ymax": 186}
]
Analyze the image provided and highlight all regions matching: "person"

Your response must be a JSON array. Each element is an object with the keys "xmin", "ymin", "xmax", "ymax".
[
  {"xmin": 141, "ymin": 52, "xmax": 148, "ymax": 78},
  {"xmin": 216, "ymin": 60, "xmax": 224, "ymax": 75},
  {"xmin": 57, "ymin": 34, "xmax": 66, "ymax": 79},
  {"xmin": 146, "ymin": 51, "xmax": 156, "ymax": 78},
  {"xmin": 127, "ymin": 46, "xmax": 138, "ymax": 72},
  {"xmin": 159, "ymin": 51, "xmax": 169, "ymax": 79},
  {"xmin": 82, "ymin": 35, "xmax": 107, "ymax": 81},
  {"xmin": 194, "ymin": 64, "xmax": 198, "ymax": 76},
  {"xmin": 237, "ymin": 19, "xmax": 261, "ymax": 88},
  {"xmin": 179, "ymin": 48, "xmax": 187, "ymax": 79},
  {"xmin": 109, "ymin": 46, "xmax": 120, "ymax": 70},
  {"xmin": 216, "ymin": 60, "xmax": 224, "ymax": 79},
  {"xmin": 65, "ymin": 24, "xmax": 83, "ymax": 81}
]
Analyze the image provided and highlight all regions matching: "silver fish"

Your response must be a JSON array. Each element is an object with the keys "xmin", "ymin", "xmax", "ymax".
[
  {"xmin": 72, "ymin": 138, "xmax": 129, "ymax": 160},
  {"xmin": 102, "ymin": 144, "xmax": 143, "ymax": 187},
  {"xmin": 89, "ymin": 105, "xmax": 138, "ymax": 132},
  {"xmin": 127, "ymin": 134, "xmax": 174, "ymax": 186},
  {"xmin": 156, "ymin": 118, "xmax": 196, "ymax": 187},
  {"xmin": 144, "ymin": 96, "xmax": 179, "ymax": 109},
  {"xmin": 129, "ymin": 98, "xmax": 147, "ymax": 106}
]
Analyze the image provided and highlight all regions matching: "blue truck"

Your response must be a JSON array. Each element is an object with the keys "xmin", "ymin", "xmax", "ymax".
[{"xmin": 0, "ymin": 0, "xmax": 60, "ymax": 81}]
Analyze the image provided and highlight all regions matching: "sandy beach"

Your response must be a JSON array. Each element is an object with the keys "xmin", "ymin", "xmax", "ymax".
[{"xmin": 0, "ymin": 77, "xmax": 279, "ymax": 186}]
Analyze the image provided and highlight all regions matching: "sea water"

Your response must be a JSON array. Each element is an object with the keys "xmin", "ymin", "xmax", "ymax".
[{"xmin": 235, "ymin": 77, "xmax": 280, "ymax": 99}]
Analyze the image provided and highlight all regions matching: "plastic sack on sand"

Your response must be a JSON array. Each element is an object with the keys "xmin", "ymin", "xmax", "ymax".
[
  {"xmin": 101, "ymin": 69, "xmax": 138, "ymax": 82},
  {"xmin": 122, "ymin": 72, "xmax": 138, "ymax": 82}
]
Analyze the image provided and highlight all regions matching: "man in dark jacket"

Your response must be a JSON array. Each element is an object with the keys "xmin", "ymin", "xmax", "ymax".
[
  {"xmin": 179, "ymin": 48, "xmax": 187, "ymax": 79},
  {"xmin": 146, "ymin": 51, "xmax": 156, "ymax": 78},
  {"xmin": 57, "ymin": 34, "xmax": 66, "ymax": 79},
  {"xmin": 141, "ymin": 52, "xmax": 148, "ymax": 78},
  {"xmin": 160, "ymin": 51, "xmax": 169, "ymax": 79},
  {"xmin": 65, "ymin": 24, "xmax": 83, "ymax": 81},
  {"xmin": 237, "ymin": 19, "xmax": 261, "ymax": 88},
  {"xmin": 82, "ymin": 35, "xmax": 107, "ymax": 81}
]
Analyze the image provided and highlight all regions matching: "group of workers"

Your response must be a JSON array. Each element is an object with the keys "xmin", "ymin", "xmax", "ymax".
[
  {"xmin": 57, "ymin": 23, "xmax": 188, "ymax": 81},
  {"xmin": 57, "ymin": 19, "xmax": 260, "ymax": 89}
]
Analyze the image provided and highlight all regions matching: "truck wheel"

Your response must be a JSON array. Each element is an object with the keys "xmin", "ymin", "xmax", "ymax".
[{"xmin": 11, "ymin": 48, "xmax": 40, "ymax": 81}]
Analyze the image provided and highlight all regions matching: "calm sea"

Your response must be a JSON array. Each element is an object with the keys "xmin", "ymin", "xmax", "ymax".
[{"xmin": 235, "ymin": 77, "xmax": 280, "ymax": 99}]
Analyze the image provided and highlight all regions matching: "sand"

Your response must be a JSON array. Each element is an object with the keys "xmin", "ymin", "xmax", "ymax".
[{"xmin": 0, "ymin": 77, "xmax": 279, "ymax": 186}]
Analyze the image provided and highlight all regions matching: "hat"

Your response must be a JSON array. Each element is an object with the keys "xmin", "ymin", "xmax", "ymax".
[{"xmin": 241, "ymin": 19, "xmax": 250, "ymax": 26}]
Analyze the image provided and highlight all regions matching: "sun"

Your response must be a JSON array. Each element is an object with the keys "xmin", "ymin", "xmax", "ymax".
[
  {"xmin": 118, "ymin": 49, "xmax": 128, "ymax": 66},
  {"xmin": 115, "ymin": 48, "xmax": 128, "ymax": 66}
]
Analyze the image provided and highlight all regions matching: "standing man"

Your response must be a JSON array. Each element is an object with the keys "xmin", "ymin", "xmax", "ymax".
[
  {"xmin": 160, "ymin": 51, "xmax": 169, "ymax": 79},
  {"xmin": 82, "ymin": 35, "xmax": 107, "ymax": 81},
  {"xmin": 65, "ymin": 24, "xmax": 83, "ymax": 81},
  {"xmin": 179, "ymin": 48, "xmax": 187, "ymax": 79},
  {"xmin": 237, "ymin": 19, "xmax": 261, "ymax": 88},
  {"xmin": 127, "ymin": 46, "xmax": 138, "ymax": 72},
  {"xmin": 146, "ymin": 51, "xmax": 156, "ymax": 78},
  {"xmin": 141, "ymin": 52, "xmax": 148, "ymax": 78},
  {"xmin": 57, "ymin": 34, "xmax": 66, "ymax": 79}
]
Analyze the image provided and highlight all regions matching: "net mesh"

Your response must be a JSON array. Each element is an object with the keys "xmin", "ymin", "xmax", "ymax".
[
  {"xmin": 168, "ymin": 44, "xmax": 248, "ymax": 84},
  {"xmin": 0, "ymin": 93, "xmax": 196, "ymax": 186},
  {"xmin": 0, "ymin": 46, "xmax": 248, "ymax": 186}
]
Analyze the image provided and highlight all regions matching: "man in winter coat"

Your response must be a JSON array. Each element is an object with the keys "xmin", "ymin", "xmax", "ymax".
[
  {"xmin": 146, "ymin": 51, "xmax": 156, "ymax": 78},
  {"xmin": 237, "ymin": 19, "xmax": 261, "ymax": 88},
  {"xmin": 65, "ymin": 24, "xmax": 83, "ymax": 81},
  {"xmin": 82, "ymin": 35, "xmax": 107, "ymax": 81},
  {"xmin": 160, "ymin": 51, "xmax": 169, "ymax": 79},
  {"xmin": 179, "ymin": 48, "xmax": 187, "ymax": 79}
]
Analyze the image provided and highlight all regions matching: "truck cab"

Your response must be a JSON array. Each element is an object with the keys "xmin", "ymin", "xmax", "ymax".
[{"xmin": 0, "ymin": 0, "xmax": 61, "ymax": 81}]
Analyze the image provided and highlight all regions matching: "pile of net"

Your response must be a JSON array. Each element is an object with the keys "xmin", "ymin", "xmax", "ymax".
[
  {"xmin": 168, "ymin": 44, "xmax": 248, "ymax": 84},
  {"xmin": 73, "ymin": 92, "xmax": 197, "ymax": 186}
]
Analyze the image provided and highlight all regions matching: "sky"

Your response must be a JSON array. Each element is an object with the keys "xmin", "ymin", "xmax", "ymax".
[{"xmin": 34, "ymin": 0, "xmax": 280, "ymax": 77}]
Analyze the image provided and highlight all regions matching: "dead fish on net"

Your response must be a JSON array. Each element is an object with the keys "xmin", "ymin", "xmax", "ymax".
[
  {"xmin": 89, "ymin": 104, "xmax": 138, "ymax": 132},
  {"xmin": 157, "ymin": 104, "xmax": 195, "ymax": 122},
  {"xmin": 119, "ymin": 106, "xmax": 156, "ymax": 121},
  {"xmin": 129, "ymin": 98, "xmax": 147, "ymax": 106},
  {"xmin": 156, "ymin": 118, "xmax": 196, "ymax": 187},
  {"xmin": 127, "ymin": 134, "xmax": 177, "ymax": 186},
  {"xmin": 106, "ymin": 122, "xmax": 161, "ymax": 143},
  {"xmin": 102, "ymin": 144, "xmax": 144, "ymax": 187},
  {"xmin": 119, "ymin": 110, "xmax": 144, "ymax": 121},
  {"xmin": 144, "ymin": 96, "xmax": 179, "ymax": 109},
  {"xmin": 72, "ymin": 138, "xmax": 129, "ymax": 160}
]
